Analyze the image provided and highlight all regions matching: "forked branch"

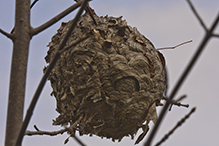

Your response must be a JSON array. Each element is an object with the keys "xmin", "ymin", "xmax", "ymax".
[
  {"xmin": 25, "ymin": 115, "xmax": 85, "ymax": 145},
  {"xmin": 15, "ymin": 1, "xmax": 90, "ymax": 145},
  {"xmin": 31, "ymin": 1, "xmax": 84, "ymax": 36},
  {"xmin": 75, "ymin": 0, "xmax": 97, "ymax": 25},
  {"xmin": 186, "ymin": 0, "xmax": 208, "ymax": 31},
  {"xmin": 144, "ymin": 1, "xmax": 219, "ymax": 145},
  {"xmin": 162, "ymin": 95, "xmax": 189, "ymax": 111},
  {"xmin": 25, "ymin": 115, "xmax": 83, "ymax": 136},
  {"xmin": 0, "ymin": 28, "xmax": 14, "ymax": 40}
]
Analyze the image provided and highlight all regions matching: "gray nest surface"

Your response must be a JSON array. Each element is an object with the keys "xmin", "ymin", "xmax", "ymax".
[{"xmin": 45, "ymin": 12, "xmax": 166, "ymax": 143}]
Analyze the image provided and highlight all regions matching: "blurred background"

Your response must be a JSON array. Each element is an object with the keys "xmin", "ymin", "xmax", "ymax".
[{"xmin": 0, "ymin": 0, "xmax": 219, "ymax": 145}]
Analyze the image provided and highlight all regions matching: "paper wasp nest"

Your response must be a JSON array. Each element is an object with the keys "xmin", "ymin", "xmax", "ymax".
[{"xmin": 45, "ymin": 13, "xmax": 166, "ymax": 143}]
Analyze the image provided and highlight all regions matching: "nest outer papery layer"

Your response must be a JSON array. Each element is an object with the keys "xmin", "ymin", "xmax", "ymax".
[{"xmin": 45, "ymin": 12, "xmax": 166, "ymax": 142}]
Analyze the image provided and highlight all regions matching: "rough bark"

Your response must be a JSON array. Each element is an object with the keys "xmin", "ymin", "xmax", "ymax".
[
  {"xmin": 45, "ymin": 13, "xmax": 166, "ymax": 143},
  {"xmin": 5, "ymin": 0, "xmax": 31, "ymax": 146}
]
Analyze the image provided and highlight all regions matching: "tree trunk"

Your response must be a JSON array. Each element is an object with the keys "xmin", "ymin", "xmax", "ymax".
[{"xmin": 5, "ymin": 0, "xmax": 30, "ymax": 146}]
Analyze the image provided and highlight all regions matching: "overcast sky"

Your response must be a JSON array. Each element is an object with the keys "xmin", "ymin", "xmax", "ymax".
[{"xmin": 0, "ymin": 0, "xmax": 219, "ymax": 146}]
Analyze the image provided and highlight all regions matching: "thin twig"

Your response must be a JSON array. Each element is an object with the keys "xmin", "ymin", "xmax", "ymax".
[
  {"xmin": 85, "ymin": 3, "xmax": 97, "ymax": 25},
  {"xmin": 34, "ymin": 125, "xmax": 40, "ymax": 131},
  {"xmin": 30, "ymin": 0, "xmax": 39, "ymax": 9},
  {"xmin": 75, "ymin": 0, "xmax": 97, "ymax": 25},
  {"xmin": 162, "ymin": 95, "xmax": 189, "ymax": 111},
  {"xmin": 156, "ymin": 40, "xmax": 192, "ymax": 50},
  {"xmin": 70, "ymin": 135, "xmax": 86, "ymax": 146},
  {"xmin": 25, "ymin": 115, "xmax": 85, "ymax": 145},
  {"xmin": 69, "ymin": 115, "xmax": 86, "ymax": 146},
  {"xmin": 0, "ymin": 28, "xmax": 14, "ymax": 40},
  {"xmin": 212, "ymin": 33, "xmax": 219, "ymax": 38},
  {"xmin": 144, "ymin": 4, "xmax": 219, "ymax": 146},
  {"xmin": 14, "ymin": 1, "xmax": 89, "ymax": 146},
  {"xmin": 186, "ymin": 0, "xmax": 208, "ymax": 31},
  {"xmin": 31, "ymin": 1, "xmax": 84, "ymax": 36},
  {"xmin": 154, "ymin": 107, "xmax": 196, "ymax": 146},
  {"xmin": 169, "ymin": 95, "xmax": 189, "ymax": 111},
  {"xmin": 25, "ymin": 127, "xmax": 67, "ymax": 136},
  {"xmin": 25, "ymin": 115, "xmax": 84, "ymax": 136}
]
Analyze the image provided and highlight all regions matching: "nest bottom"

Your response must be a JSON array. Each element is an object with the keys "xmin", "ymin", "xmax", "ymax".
[{"xmin": 76, "ymin": 93, "xmax": 157, "ymax": 141}]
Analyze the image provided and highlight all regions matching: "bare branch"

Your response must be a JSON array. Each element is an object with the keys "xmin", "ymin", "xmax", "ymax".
[
  {"xmin": 75, "ymin": 0, "xmax": 97, "ymax": 25},
  {"xmin": 10, "ymin": 0, "xmax": 40, "ymax": 34},
  {"xmin": 25, "ymin": 128, "xmax": 67, "ymax": 136},
  {"xmin": 154, "ymin": 107, "xmax": 196, "ymax": 146},
  {"xmin": 26, "ymin": 115, "xmax": 84, "ymax": 136},
  {"xmin": 85, "ymin": 3, "xmax": 97, "ymax": 25},
  {"xmin": 208, "ymin": 13, "xmax": 219, "ymax": 34},
  {"xmin": 156, "ymin": 40, "xmax": 192, "ymax": 50},
  {"xmin": 186, "ymin": 0, "xmax": 208, "ymax": 31},
  {"xmin": 30, "ymin": 0, "xmax": 39, "ymax": 9},
  {"xmin": 33, "ymin": 125, "xmax": 40, "ymax": 131},
  {"xmin": 162, "ymin": 95, "xmax": 189, "ymax": 111},
  {"xmin": 70, "ymin": 135, "xmax": 86, "ymax": 146},
  {"xmin": 31, "ymin": 1, "xmax": 83, "ymax": 36},
  {"xmin": 212, "ymin": 33, "xmax": 219, "ymax": 38},
  {"xmin": 144, "ymin": 5, "xmax": 219, "ymax": 146},
  {"xmin": 15, "ymin": 1, "xmax": 89, "ymax": 145},
  {"xmin": 25, "ymin": 115, "xmax": 85, "ymax": 145},
  {"xmin": 0, "ymin": 28, "xmax": 14, "ymax": 40}
]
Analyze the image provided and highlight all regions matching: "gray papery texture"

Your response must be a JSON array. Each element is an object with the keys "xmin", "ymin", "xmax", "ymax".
[{"xmin": 45, "ymin": 13, "xmax": 166, "ymax": 143}]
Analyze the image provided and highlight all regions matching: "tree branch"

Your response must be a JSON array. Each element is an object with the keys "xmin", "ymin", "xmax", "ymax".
[
  {"xmin": 15, "ymin": 1, "xmax": 89, "ymax": 146},
  {"xmin": 0, "ymin": 28, "xmax": 14, "ymax": 40},
  {"xmin": 26, "ymin": 115, "xmax": 85, "ymax": 145},
  {"xmin": 154, "ymin": 107, "xmax": 196, "ymax": 146},
  {"xmin": 186, "ymin": 0, "xmax": 208, "ymax": 31},
  {"xmin": 5, "ymin": 0, "xmax": 31, "ymax": 146},
  {"xmin": 212, "ymin": 33, "xmax": 219, "ymax": 38},
  {"xmin": 162, "ymin": 95, "xmax": 189, "ymax": 111},
  {"xmin": 10, "ymin": 0, "xmax": 40, "ymax": 34},
  {"xmin": 25, "ymin": 127, "xmax": 67, "ymax": 136},
  {"xmin": 26, "ymin": 115, "xmax": 84, "ymax": 136},
  {"xmin": 30, "ymin": 0, "xmax": 39, "ymax": 9},
  {"xmin": 31, "ymin": 1, "xmax": 84, "ymax": 36},
  {"xmin": 156, "ymin": 40, "xmax": 192, "ymax": 50},
  {"xmin": 144, "ymin": 3, "xmax": 219, "ymax": 146},
  {"xmin": 75, "ymin": 0, "xmax": 97, "ymax": 25}
]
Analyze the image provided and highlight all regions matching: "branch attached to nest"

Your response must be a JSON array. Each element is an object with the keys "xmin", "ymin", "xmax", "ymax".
[
  {"xmin": 154, "ymin": 107, "xmax": 196, "ymax": 146},
  {"xmin": 31, "ymin": 1, "xmax": 84, "ymax": 36},
  {"xmin": 74, "ymin": 0, "xmax": 97, "ymax": 25},
  {"xmin": 25, "ymin": 126, "xmax": 67, "ymax": 136},
  {"xmin": 156, "ymin": 40, "xmax": 192, "ymax": 50},
  {"xmin": 25, "ymin": 115, "xmax": 85, "ymax": 145},
  {"xmin": 25, "ymin": 115, "xmax": 83, "ymax": 136},
  {"xmin": 162, "ymin": 95, "xmax": 189, "ymax": 111}
]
